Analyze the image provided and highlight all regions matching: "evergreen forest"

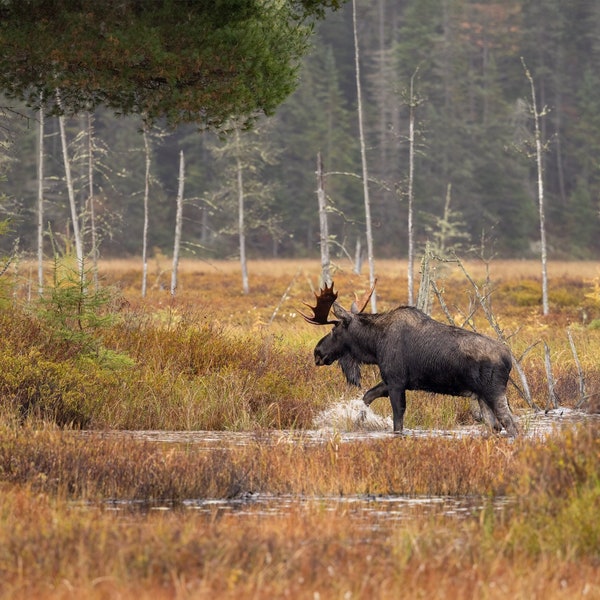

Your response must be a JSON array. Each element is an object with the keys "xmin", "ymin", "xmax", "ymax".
[{"xmin": 2, "ymin": 0, "xmax": 600, "ymax": 262}]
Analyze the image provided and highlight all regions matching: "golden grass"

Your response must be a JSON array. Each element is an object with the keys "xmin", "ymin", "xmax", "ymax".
[
  {"xmin": 0, "ymin": 425, "xmax": 599, "ymax": 599},
  {"xmin": 2, "ymin": 258, "xmax": 600, "ymax": 598},
  {"xmin": 0, "ymin": 427, "xmax": 518, "ymax": 500},
  {"xmin": 2, "ymin": 491, "xmax": 599, "ymax": 600}
]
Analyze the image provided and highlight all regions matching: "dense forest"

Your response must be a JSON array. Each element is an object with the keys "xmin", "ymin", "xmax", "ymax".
[{"xmin": 1, "ymin": 0, "xmax": 600, "ymax": 262}]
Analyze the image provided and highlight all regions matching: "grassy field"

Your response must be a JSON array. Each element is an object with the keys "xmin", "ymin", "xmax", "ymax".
[{"xmin": 0, "ymin": 257, "xmax": 599, "ymax": 598}]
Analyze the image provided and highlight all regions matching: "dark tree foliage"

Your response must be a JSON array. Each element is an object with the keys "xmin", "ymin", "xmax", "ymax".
[
  {"xmin": 0, "ymin": 0, "xmax": 346, "ymax": 128},
  {"xmin": 2, "ymin": 0, "xmax": 600, "ymax": 261}
]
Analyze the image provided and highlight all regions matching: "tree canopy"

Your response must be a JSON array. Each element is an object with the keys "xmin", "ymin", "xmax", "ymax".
[{"xmin": 0, "ymin": 0, "xmax": 345, "ymax": 127}]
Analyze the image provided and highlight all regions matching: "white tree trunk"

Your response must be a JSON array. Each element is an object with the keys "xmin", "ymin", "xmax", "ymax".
[
  {"xmin": 353, "ymin": 0, "xmax": 376, "ymax": 312},
  {"xmin": 316, "ymin": 152, "xmax": 331, "ymax": 286},
  {"xmin": 86, "ymin": 112, "xmax": 98, "ymax": 290},
  {"xmin": 522, "ymin": 58, "xmax": 549, "ymax": 316},
  {"xmin": 353, "ymin": 238, "xmax": 362, "ymax": 275},
  {"xmin": 56, "ymin": 90, "xmax": 84, "ymax": 275},
  {"xmin": 141, "ymin": 125, "xmax": 151, "ymax": 298},
  {"xmin": 235, "ymin": 127, "xmax": 249, "ymax": 295},
  {"xmin": 407, "ymin": 69, "xmax": 417, "ymax": 306},
  {"xmin": 170, "ymin": 150, "xmax": 185, "ymax": 296},
  {"xmin": 37, "ymin": 98, "xmax": 44, "ymax": 296}
]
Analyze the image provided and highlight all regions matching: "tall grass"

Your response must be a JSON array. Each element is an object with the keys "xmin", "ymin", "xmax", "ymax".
[
  {"xmin": 0, "ymin": 425, "xmax": 599, "ymax": 598},
  {"xmin": 3, "ymin": 257, "xmax": 600, "ymax": 430}
]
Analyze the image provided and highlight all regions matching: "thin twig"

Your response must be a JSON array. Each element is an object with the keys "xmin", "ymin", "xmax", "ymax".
[
  {"xmin": 543, "ymin": 341, "xmax": 559, "ymax": 410},
  {"xmin": 269, "ymin": 269, "xmax": 301, "ymax": 324}
]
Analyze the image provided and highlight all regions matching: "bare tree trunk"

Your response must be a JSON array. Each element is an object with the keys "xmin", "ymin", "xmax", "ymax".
[
  {"xmin": 56, "ymin": 90, "xmax": 84, "ymax": 275},
  {"xmin": 416, "ymin": 242, "xmax": 432, "ymax": 314},
  {"xmin": 407, "ymin": 67, "xmax": 419, "ymax": 306},
  {"xmin": 316, "ymin": 152, "xmax": 331, "ymax": 287},
  {"xmin": 86, "ymin": 112, "xmax": 98, "ymax": 290},
  {"xmin": 522, "ymin": 58, "xmax": 549, "ymax": 316},
  {"xmin": 353, "ymin": 238, "xmax": 362, "ymax": 275},
  {"xmin": 353, "ymin": 0, "xmax": 376, "ymax": 312},
  {"xmin": 141, "ymin": 124, "xmax": 151, "ymax": 298},
  {"xmin": 170, "ymin": 150, "xmax": 184, "ymax": 296},
  {"xmin": 235, "ymin": 127, "xmax": 249, "ymax": 295},
  {"xmin": 37, "ymin": 98, "xmax": 44, "ymax": 296}
]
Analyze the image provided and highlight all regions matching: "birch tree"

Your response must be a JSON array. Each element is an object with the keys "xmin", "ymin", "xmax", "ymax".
[
  {"xmin": 316, "ymin": 152, "xmax": 332, "ymax": 286},
  {"xmin": 170, "ymin": 150, "xmax": 185, "ymax": 296},
  {"xmin": 56, "ymin": 90, "xmax": 84, "ymax": 275},
  {"xmin": 141, "ymin": 123, "xmax": 151, "ymax": 298},
  {"xmin": 37, "ymin": 98, "xmax": 44, "ymax": 295},
  {"xmin": 522, "ymin": 57, "xmax": 549, "ymax": 316},
  {"xmin": 353, "ymin": 0, "xmax": 376, "ymax": 312}
]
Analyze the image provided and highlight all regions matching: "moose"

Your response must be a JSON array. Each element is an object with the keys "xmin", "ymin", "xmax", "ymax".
[{"xmin": 302, "ymin": 282, "xmax": 519, "ymax": 436}]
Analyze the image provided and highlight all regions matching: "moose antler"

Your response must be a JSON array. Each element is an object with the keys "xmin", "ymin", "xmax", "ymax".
[
  {"xmin": 350, "ymin": 279, "xmax": 377, "ymax": 314},
  {"xmin": 301, "ymin": 280, "xmax": 378, "ymax": 324},
  {"xmin": 300, "ymin": 282, "xmax": 339, "ymax": 325}
]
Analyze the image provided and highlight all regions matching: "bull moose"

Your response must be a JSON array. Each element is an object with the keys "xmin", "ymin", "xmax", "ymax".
[{"xmin": 302, "ymin": 282, "xmax": 519, "ymax": 436}]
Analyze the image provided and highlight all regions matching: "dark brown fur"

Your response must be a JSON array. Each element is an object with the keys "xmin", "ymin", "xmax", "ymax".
[{"xmin": 314, "ymin": 304, "xmax": 519, "ymax": 436}]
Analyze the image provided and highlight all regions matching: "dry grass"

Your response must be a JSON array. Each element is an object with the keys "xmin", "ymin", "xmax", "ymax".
[
  {"xmin": 0, "ymin": 427, "xmax": 518, "ymax": 500},
  {"xmin": 2, "ymin": 258, "xmax": 600, "ymax": 598},
  {"xmin": 5, "ymin": 256, "xmax": 600, "ymax": 427},
  {"xmin": 5, "ymin": 256, "xmax": 600, "ymax": 426},
  {"xmin": 2, "ymin": 491, "xmax": 599, "ymax": 600},
  {"xmin": 0, "ymin": 425, "xmax": 599, "ymax": 599}
]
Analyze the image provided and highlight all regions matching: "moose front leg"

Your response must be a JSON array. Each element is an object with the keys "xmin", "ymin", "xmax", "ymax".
[
  {"xmin": 388, "ymin": 386, "xmax": 407, "ymax": 434},
  {"xmin": 362, "ymin": 381, "xmax": 389, "ymax": 406}
]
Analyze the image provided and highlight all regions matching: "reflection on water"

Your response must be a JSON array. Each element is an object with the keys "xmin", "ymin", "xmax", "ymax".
[{"xmin": 98, "ymin": 492, "xmax": 512, "ymax": 531}]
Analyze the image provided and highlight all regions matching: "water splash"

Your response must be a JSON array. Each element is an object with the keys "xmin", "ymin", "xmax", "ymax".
[{"xmin": 313, "ymin": 397, "xmax": 393, "ymax": 432}]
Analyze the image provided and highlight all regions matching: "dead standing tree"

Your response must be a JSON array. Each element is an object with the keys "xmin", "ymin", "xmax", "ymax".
[
  {"xmin": 522, "ymin": 57, "xmax": 550, "ymax": 316},
  {"xmin": 170, "ymin": 150, "xmax": 185, "ymax": 296},
  {"xmin": 36, "ymin": 96, "xmax": 44, "ymax": 296},
  {"xmin": 316, "ymin": 152, "xmax": 332, "ymax": 287},
  {"xmin": 406, "ymin": 65, "xmax": 423, "ymax": 306},
  {"xmin": 141, "ymin": 122, "xmax": 151, "ymax": 298},
  {"xmin": 56, "ymin": 90, "xmax": 84, "ymax": 277},
  {"xmin": 352, "ymin": 0, "xmax": 376, "ymax": 312}
]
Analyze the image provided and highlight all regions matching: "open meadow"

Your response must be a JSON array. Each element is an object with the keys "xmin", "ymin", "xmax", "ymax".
[{"xmin": 1, "ymin": 257, "xmax": 600, "ymax": 598}]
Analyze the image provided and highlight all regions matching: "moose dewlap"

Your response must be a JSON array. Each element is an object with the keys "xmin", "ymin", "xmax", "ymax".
[{"xmin": 303, "ymin": 283, "xmax": 519, "ymax": 437}]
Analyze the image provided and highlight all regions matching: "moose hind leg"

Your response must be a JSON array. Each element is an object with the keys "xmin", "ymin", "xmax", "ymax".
[
  {"xmin": 362, "ymin": 382, "xmax": 389, "ymax": 407},
  {"xmin": 477, "ymin": 397, "xmax": 502, "ymax": 432},
  {"xmin": 491, "ymin": 394, "xmax": 519, "ymax": 437}
]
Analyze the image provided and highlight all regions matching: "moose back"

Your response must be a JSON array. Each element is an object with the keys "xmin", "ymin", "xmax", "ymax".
[{"xmin": 303, "ymin": 283, "xmax": 519, "ymax": 436}]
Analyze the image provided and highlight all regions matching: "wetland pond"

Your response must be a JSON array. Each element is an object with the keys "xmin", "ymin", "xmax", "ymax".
[{"xmin": 80, "ymin": 399, "xmax": 599, "ymax": 526}]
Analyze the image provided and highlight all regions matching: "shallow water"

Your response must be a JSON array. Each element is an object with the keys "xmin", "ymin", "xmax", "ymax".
[
  {"xmin": 98, "ymin": 492, "xmax": 511, "ymax": 532},
  {"xmin": 76, "ymin": 399, "xmax": 599, "ymax": 523},
  {"xmin": 88, "ymin": 398, "xmax": 599, "ymax": 447}
]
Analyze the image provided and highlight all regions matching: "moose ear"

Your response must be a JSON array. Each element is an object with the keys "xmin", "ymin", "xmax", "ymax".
[{"xmin": 332, "ymin": 302, "xmax": 353, "ymax": 324}]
